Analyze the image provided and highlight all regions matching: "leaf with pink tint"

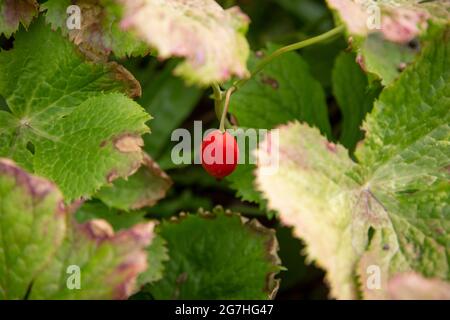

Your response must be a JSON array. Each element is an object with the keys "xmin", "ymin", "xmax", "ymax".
[
  {"xmin": 0, "ymin": 159, "xmax": 155, "ymax": 300},
  {"xmin": 0, "ymin": 0, "xmax": 38, "ymax": 36},
  {"xmin": 119, "ymin": 0, "xmax": 250, "ymax": 86},
  {"xmin": 388, "ymin": 273, "xmax": 450, "ymax": 300},
  {"xmin": 327, "ymin": 0, "xmax": 449, "ymax": 44}
]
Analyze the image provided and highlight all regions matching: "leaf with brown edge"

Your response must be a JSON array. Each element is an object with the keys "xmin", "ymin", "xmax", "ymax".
[
  {"xmin": 149, "ymin": 207, "xmax": 282, "ymax": 300},
  {"xmin": 118, "ymin": 0, "xmax": 251, "ymax": 86},
  {"xmin": 0, "ymin": 0, "xmax": 38, "ymax": 37},
  {"xmin": 0, "ymin": 19, "xmax": 151, "ymax": 200},
  {"xmin": 0, "ymin": 159, "xmax": 155, "ymax": 300},
  {"xmin": 42, "ymin": 0, "xmax": 149, "ymax": 59},
  {"xmin": 96, "ymin": 153, "xmax": 173, "ymax": 211}
]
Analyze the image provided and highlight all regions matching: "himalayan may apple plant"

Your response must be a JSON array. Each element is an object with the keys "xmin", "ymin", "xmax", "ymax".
[{"xmin": 0, "ymin": 0, "xmax": 448, "ymax": 300}]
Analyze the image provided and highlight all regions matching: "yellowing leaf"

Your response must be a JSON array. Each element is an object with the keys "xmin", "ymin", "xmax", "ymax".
[
  {"xmin": 256, "ymin": 28, "xmax": 450, "ymax": 299},
  {"xmin": 119, "ymin": 0, "xmax": 250, "ymax": 86},
  {"xmin": 255, "ymin": 123, "xmax": 362, "ymax": 299}
]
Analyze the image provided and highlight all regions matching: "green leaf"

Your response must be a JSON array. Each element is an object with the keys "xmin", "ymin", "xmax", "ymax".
[
  {"xmin": 227, "ymin": 45, "xmax": 331, "ymax": 205},
  {"xmin": 42, "ymin": 0, "xmax": 148, "ymax": 58},
  {"xmin": 360, "ymin": 33, "xmax": 418, "ymax": 86},
  {"xmin": 255, "ymin": 28, "xmax": 450, "ymax": 299},
  {"xmin": 119, "ymin": 0, "xmax": 250, "ymax": 86},
  {"xmin": 302, "ymin": 37, "xmax": 347, "ymax": 91},
  {"xmin": 275, "ymin": 0, "xmax": 326, "ymax": 23},
  {"xmin": 138, "ymin": 234, "xmax": 169, "ymax": 286},
  {"xmin": 0, "ymin": 19, "xmax": 150, "ymax": 201},
  {"xmin": 95, "ymin": 154, "xmax": 172, "ymax": 211},
  {"xmin": 230, "ymin": 46, "xmax": 331, "ymax": 133},
  {"xmin": 332, "ymin": 51, "xmax": 380, "ymax": 151},
  {"xmin": 0, "ymin": 159, "xmax": 155, "ymax": 299},
  {"xmin": 0, "ymin": 158, "xmax": 66, "ymax": 299},
  {"xmin": 0, "ymin": 0, "xmax": 38, "ymax": 37},
  {"xmin": 75, "ymin": 201, "xmax": 147, "ymax": 231},
  {"xmin": 137, "ymin": 62, "xmax": 203, "ymax": 160},
  {"xmin": 149, "ymin": 207, "xmax": 281, "ymax": 299}
]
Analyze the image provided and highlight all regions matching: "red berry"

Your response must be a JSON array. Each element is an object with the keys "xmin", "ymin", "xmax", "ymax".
[{"xmin": 201, "ymin": 130, "xmax": 239, "ymax": 179}]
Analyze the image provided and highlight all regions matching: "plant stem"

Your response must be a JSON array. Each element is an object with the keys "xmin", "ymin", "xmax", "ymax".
[
  {"xmin": 212, "ymin": 83, "xmax": 233, "ymax": 130},
  {"xmin": 219, "ymin": 86, "xmax": 235, "ymax": 132},
  {"xmin": 233, "ymin": 24, "xmax": 344, "ymax": 90},
  {"xmin": 211, "ymin": 25, "xmax": 345, "ymax": 130}
]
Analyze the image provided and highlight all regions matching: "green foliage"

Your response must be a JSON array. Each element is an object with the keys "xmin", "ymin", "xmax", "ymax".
[
  {"xmin": 149, "ymin": 207, "xmax": 281, "ymax": 300},
  {"xmin": 95, "ymin": 154, "xmax": 172, "ymax": 211},
  {"xmin": 332, "ymin": 51, "xmax": 380, "ymax": 151},
  {"xmin": 0, "ymin": 19, "xmax": 149, "ymax": 201},
  {"xmin": 0, "ymin": 0, "xmax": 448, "ymax": 302},
  {"xmin": 135, "ymin": 61, "xmax": 203, "ymax": 160},
  {"xmin": 256, "ymin": 27, "xmax": 450, "ymax": 299},
  {"xmin": 227, "ymin": 44, "xmax": 331, "ymax": 205}
]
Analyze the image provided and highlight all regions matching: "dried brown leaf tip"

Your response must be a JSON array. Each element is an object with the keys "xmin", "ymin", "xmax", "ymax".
[
  {"xmin": 108, "ymin": 62, "xmax": 142, "ymax": 98},
  {"xmin": 114, "ymin": 133, "xmax": 144, "ymax": 153}
]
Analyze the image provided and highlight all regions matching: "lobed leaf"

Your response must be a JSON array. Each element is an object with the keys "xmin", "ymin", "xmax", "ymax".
[
  {"xmin": 256, "ymin": 123, "xmax": 361, "ymax": 299},
  {"xmin": 256, "ymin": 27, "xmax": 450, "ymax": 299},
  {"xmin": 359, "ymin": 33, "xmax": 419, "ymax": 86},
  {"xmin": 0, "ymin": 19, "xmax": 150, "ymax": 201}
]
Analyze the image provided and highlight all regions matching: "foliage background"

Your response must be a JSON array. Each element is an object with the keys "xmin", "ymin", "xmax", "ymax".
[{"xmin": 0, "ymin": 0, "xmax": 448, "ymax": 300}]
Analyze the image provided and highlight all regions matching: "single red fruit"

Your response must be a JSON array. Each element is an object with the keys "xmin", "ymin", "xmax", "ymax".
[{"xmin": 201, "ymin": 130, "xmax": 239, "ymax": 179}]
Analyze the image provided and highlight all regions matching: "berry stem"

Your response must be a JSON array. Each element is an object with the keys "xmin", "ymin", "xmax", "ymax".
[
  {"xmin": 219, "ymin": 86, "xmax": 235, "ymax": 132},
  {"xmin": 211, "ymin": 25, "xmax": 344, "ymax": 130},
  {"xmin": 212, "ymin": 83, "xmax": 233, "ymax": 131}
]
